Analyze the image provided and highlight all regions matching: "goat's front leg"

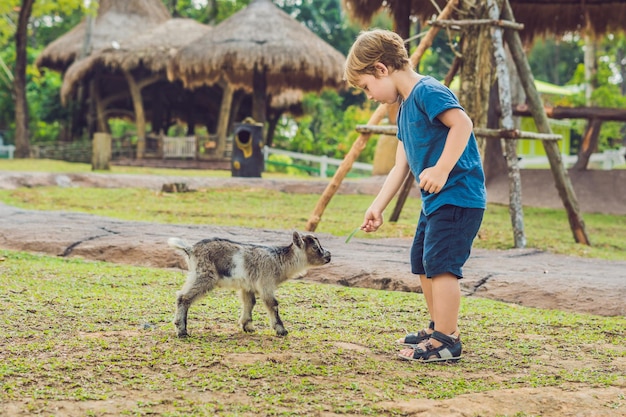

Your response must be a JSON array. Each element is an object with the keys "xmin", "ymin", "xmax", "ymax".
[
  {"xmin": 261, "ymin": 292, "xmax": 287, "ymax": 336},
  {"xmin": 239, "ymin": 290, "xmax": 256, "ymax": 333}
]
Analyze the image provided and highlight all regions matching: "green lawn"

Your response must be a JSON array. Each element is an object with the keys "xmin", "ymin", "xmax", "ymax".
[{"xmin": 0, "ymin": 159, "xmax": 625, "ymax": 415}]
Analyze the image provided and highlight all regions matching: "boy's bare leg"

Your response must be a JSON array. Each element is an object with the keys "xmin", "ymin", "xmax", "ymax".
[
  {"xmin": 399, "ymin": 272, "xmax": 460, "ymax": 355},
  {"xmin": 419, "ymin": 274, "xmax": 435, "ymax": 329},
  {"xmin": 429, "ymin": 272, "xmax": 460, "ymax": 343}
]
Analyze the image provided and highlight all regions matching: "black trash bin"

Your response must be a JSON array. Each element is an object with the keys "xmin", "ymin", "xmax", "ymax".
[{"xmin": 231, "ymin": 121, "xmax": 264, "ymax": 177}]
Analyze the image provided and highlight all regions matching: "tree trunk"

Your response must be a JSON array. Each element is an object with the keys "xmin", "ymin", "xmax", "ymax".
[
  {"xmin": 392, "ymin": 0, "xmax": 411, "ymax": 44},
  {"xmin": 13, "ymin": 0, "xmax": 35, "ymax": 158},
  {"xmin": 573, "ymin": 118, "xmax": 602, "ymax": 171},
  {"xmin": 457, "ymin": 0, "xmax": 497, "ymax": 157},
  {"xmin": 484, "ymin": 82, "xmax": 508, "ymax": 184}
]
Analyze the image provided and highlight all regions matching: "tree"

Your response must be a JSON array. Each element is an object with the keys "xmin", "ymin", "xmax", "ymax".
[
  {"xmin": 13, "ymin": 0, "xmax": 35, "ymax": 158},
  {"xmin": 2, "ymin": 0, "xmax": 84, "ymax": 155}
]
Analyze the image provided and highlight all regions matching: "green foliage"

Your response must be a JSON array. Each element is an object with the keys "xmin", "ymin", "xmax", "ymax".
[
  {"xmin": 419, "ymin": 31, "xmax": 460, "ymax": 81},
  {"xmin": 265, "ymin": 153, "xmax": 307, "ymax": 176},
  {"xmin": 273, "ymin": 90, "xmax": 375, "ymax": 163},
  {"xmin": 527, "ymin": 37, "xmax": 584, "ymax": 86},
  {"xmin": 566, "ymin": 39, "xmax": 626, "ymax": 151},
  {"xmin": 276, "ymin": 0, "xmax": 361, "ymax": 55}
]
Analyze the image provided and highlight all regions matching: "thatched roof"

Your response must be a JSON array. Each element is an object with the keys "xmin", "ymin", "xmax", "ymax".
[
  {"xmin": 510, "ymin": 0, "xmax": 626, "ymax": 41},
  {"xmin": 341, "ymin": 0, "xmax": 626, "ymax": 42},
  {"xmin": 167, "ymin": 0, "xmax": 346, "ymax": 93},
  {"xmin": 36, "ymin": 0, "xmax": 171, "ymax": 73},
  {"xmin": 60, "ymin": 18, "xmax": 212, "ymax": 103}
]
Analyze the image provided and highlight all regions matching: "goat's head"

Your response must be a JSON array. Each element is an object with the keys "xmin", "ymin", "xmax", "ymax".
[{"xmin": 293, "ymin": 231, "xmax": 331, "ymax": 266}]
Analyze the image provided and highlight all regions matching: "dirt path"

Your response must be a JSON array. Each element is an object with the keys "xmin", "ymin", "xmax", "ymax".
[{"xmin": 0, "ymin": 171, "xmax": 625, "ymax": 317}]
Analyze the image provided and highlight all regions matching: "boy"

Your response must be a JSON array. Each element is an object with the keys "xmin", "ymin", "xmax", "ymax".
[{"xmin": 344, "ymin": 29, "xmax": 486, "ymax": 362}]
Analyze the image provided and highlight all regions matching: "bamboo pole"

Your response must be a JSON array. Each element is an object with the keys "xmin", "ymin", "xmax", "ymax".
[
  {"xmin": 488, "ymin": 0, "xmax": 525, "ymax": 248},
  {"xmin": 501, "ymin": 0, "xmax": 590, "ymax": 245},
  {"xmin": 304, "ymin": 0, "xmax": 460, "ymax": 231},
  {"xmin": 356, "ymin": 125, "xmax": 562, "ymax": 141}
]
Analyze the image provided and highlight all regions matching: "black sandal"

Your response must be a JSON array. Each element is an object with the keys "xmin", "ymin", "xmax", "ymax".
[
  {"xmin": 397, "ymin": 321, "xmax": 435, "ymax": 346},
  {"xmin": 398, "ymin": 331, "xmax": 462, "ymax": 363}
]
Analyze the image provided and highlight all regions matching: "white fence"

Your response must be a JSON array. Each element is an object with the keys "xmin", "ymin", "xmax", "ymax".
[
  {"xmin": 518, "ymin": 147, "xmax": 626, "ymax": 170},
  {"xmin": 263, "ymin": 146, "xmax": 373, "ymax": 178},
  {"xmin": 162, "ymin": 136, "xmax": 196, "ymax": 159},
  {"xmin": 0, "ymin": 138, "xmax": 15, "ymax": 159}
]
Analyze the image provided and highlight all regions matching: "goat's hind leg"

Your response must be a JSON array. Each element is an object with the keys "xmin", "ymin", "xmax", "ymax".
[
  {"xmin": 239, "ymin": 290, "xmax": 256, "ymax": 333},
  {"xmin": 174, "ymin": 271, "xmax": 215, "ymax": 338},
  {"xmin": 261, "ymin": 292, "xmax": 287, "ymax": 336}
]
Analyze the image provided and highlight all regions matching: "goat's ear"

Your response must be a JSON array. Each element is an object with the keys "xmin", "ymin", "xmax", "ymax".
[{"xmin": 293, "ymin": 231, "xmax": 304, "ymax": 248}]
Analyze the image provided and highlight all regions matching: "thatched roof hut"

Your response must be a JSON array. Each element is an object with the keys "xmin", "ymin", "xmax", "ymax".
[
  {"xmin": 341, "ymin": 0, "xmax": 626, "ymax": 42},
  {"xmin": 36, "ymin": 0, "xmax": 171, "ymax": 73},
  {"xmin": 168, "ymin": 0, "xmax": 346, "ymax": 94},
  {"xmin": 168, "ymin": 0, "xmax": 345, "ymax": 153},
  {"xmin": 60, "ymin": 18, "xmax": 212, "ymax": 103}
]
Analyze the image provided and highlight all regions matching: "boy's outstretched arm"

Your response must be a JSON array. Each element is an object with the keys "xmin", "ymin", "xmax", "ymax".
[
  {"xmin": 361, "ymin": 144, "xmax": 410, "ymax": 233},
  {"xmin": 418, "ymin": 108, "xmax": 473, "ymax": 194}
]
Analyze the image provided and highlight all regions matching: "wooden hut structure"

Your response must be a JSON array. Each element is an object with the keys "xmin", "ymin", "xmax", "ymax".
[
  {"xmin": 35, "ymin": 0, "xmax": 171, "ymax": 73},
  {"xmin": 341, "ymin": 0, "xmax": 626, "ymax": 42},
  {"xmin": 167, "ymin": 0, "xmax": 346, "ymax": 156},
  {"xmin": 59, "ymin": 18, "xmax": 215, "ymax": 159}
]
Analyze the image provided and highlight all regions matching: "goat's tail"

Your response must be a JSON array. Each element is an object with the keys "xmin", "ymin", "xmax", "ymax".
[{"xmin": 168, "ymin": 237, "xmax": 192, "ymax": 256}]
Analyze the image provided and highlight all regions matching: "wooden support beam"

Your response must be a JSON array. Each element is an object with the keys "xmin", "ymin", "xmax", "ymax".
[
  {"xmin": 488, "ymin": 0, "xmax": 525, "ymax": 248},
  {"xmin": 429, "ymin": 18, "xmax": 524, "ymax": 31},
  {"xmin": 473, "ymin": 128, "xmax": 561, "ymax": 141},
  {"xmin": 502, "ymin": 0, "xmax": 590, "ymax": 246},
  {"xmin": 356, "ymin": 125, "xmax": 562, "ymax": 141},
  {"xmin": 514, "ymin": 104, "xmax": 626, "ymax": 122}
]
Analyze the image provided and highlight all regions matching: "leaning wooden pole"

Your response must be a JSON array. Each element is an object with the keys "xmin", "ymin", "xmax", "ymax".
[
  {"xmin": 304, "ymin": 0, "xmax": 460, "ymax": 232},
  {"xmin": 488, "ymin": 0, "xmax": 525, "ymax": 248},
  {"xmin": 501, "ymin": 0, "xmax": 590, "ymax": 245}
]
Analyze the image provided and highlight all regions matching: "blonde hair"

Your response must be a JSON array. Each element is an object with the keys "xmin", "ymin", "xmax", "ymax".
[{"xmin": 344, "ymin": 29, "xmax": 410, "ymax": 88}]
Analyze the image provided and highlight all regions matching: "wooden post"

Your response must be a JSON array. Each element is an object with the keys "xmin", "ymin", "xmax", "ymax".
[
  {"xmin": 502, "ymin": 0, "xmax": 590, "ymax": 245},
  {"xmin": 488, "ymin": 0, "xmax": 525, "ymax": 248},
  {"xmin": 573, "ymin": 117, "xmax": 602, "ymax": 170},
  {"xmin": 304, "ymin": 0, "xmax": 460, "ymax": 232},
  {"xmin": 216, "ymin": 82, "xmax": 234, "ymax": 159},
  {"xmin": 124, "ymin": 70, "xmax": 146, "ymax": 160},
  {"xmin": 92, "ymin": 132, "xmax": 111, "ymax": 171}
]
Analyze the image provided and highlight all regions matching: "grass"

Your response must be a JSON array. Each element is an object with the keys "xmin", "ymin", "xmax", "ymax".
[
  {"xmin": 0, "ymin": 159, "xmax": 625, "ymax": 260},
  {"xmin": 1, "ymin": 250, "xmax": 624, "ymax": 416},
  {"xmin": 0, "ymin": 158, "xmax": 625, "ymax": 415}
]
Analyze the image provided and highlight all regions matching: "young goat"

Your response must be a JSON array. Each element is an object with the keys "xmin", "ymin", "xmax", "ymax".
[{"xmin": 168, "ymin": 231, "xmax": 331, "ymax": 338}]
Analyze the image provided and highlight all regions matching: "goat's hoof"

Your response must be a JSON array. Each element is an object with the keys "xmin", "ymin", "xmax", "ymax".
[
  {"xmin": 177, "ymin": 331, "xmax": 189, "ymax": 338},
  {"xmin": 242, "ymin": 322, "xmax": 255, "ymax": 333},
  {"xmin": 276, "ymin": 328, "xmax": 288, "ymax": 337}
]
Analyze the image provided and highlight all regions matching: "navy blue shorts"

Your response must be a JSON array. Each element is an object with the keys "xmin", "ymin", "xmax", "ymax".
[{"xmin": 410, "ymin": 205, "xmax": 484, "ymax": 279}]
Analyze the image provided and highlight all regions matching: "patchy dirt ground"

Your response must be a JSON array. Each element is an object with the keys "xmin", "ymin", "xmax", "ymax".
[{"xmin": 0, "ymin": 170, "xmax": 625, "ymax": 416}]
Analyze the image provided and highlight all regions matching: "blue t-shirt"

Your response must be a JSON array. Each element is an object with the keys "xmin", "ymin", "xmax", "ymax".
[{"xmin": 397, "ymin": 76, "xmax": 487, "ymax": 216}]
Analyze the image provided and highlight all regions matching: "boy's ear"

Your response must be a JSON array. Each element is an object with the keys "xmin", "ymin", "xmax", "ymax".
[{"xmin": 374, "ymin": 62, "xmax": 389, "ymax": 75}]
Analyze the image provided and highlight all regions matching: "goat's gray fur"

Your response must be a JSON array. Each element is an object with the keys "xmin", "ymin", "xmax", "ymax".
[{"xmin": 168, "ymin": 231, "xmax": 331, "ymax": 338}]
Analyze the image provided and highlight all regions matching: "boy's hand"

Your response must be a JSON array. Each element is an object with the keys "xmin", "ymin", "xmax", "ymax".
[
  {"xmin": 361, "ymin": 208, "xmax": 383, "ymax": 233},
  {"xmin": 418, "ymin": 166, "xmax": 449, "ymax": 194}
]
